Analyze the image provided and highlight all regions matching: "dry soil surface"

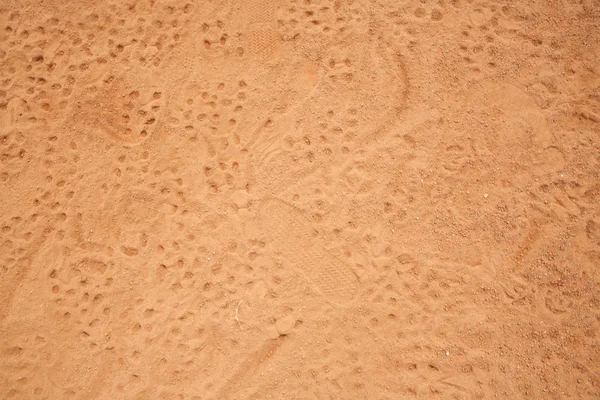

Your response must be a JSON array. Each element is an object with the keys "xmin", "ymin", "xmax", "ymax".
[{"xmin": 1, "ymin": 0, "xmax": 599, "ymax": 399}]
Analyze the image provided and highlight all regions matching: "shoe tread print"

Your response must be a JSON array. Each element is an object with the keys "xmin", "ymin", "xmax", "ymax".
[
  {"xmin": 245, "ymin": 0, "xmax": 279, "ymax": 61},
  {"xmin": 259, "ymin": 198, "xmax": 358, "ymax": 303}
]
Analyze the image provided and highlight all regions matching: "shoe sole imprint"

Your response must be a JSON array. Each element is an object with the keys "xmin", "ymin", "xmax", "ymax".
[
  {"xmin": 244, "ymin": 0, "xmax": 279, "ymax": 61},
  {"xmin": 259, "ymin": 198, "xmax": 358, "ymax": 302},
  {"xmin": 247, "ymin": 23, "xmax": 279, "ymax": 60}
]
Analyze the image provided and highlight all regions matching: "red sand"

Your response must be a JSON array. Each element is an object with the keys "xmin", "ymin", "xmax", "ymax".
[{"xmin": 1, "ymin": 0, "xmax": 599, "ymax": 398}]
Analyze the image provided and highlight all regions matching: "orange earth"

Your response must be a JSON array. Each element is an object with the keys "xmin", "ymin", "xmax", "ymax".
[{"xmin": 1, "ymin": 0, "xmax": 599, "ymax": 399}]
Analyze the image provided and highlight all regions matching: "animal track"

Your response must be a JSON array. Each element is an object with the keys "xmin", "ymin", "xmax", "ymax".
[
  {"xmin": 1, "ymin": 1, "xmax": 597, "ymax": 399},
  {"xmin": 251, "ymin": 39, "xmax": 409, "ymax": 170},
  {"xmin": 259, "ymin": 198, "xmax": 358, "ymax": 302},
  {"xmin": 165, "ymin": 80, "xmax": 249, "ymax": 192},
  {"xmin": 46, "ymin": 254, "xmax": 114, "ymax": 340},
  {"xmin": 279, "ymin": 0, "xmax": 350, "ymax": 40},
  {"xmin": 0, "ymin": 129, "xmax": 29, "ymax": 180},
  {"xmin": 200, "ymin": 20, "xmax": 231, "ymax": 55}
]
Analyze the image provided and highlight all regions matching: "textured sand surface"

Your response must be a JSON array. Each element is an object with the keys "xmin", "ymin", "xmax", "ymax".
[{"xmin": 1, "ymin": 0, "xmax": 599, "ymax": 399}]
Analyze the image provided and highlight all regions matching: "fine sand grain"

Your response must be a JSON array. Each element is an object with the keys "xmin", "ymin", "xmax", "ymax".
[{"xmin": 1, "ymin": 0, "xmax": 599, "ymax": 399}]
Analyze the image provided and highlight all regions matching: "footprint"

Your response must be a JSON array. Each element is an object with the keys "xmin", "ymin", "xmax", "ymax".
[
  {"xmin": 215, "ymin": 337, "xmax": 284, "ymax": 398},
  {"xmin": 544, "ymin": 288, "xmax": 572, "ymax": 314},
  {"xmin": 0, "ymin": 256, "xmax": 33, "ymax": 321},
  {"xmin": 244, "ymin": 0, "xmax": 280, "ymax": 61},
  {"xmin": 469, "ymin": 7, "xmax": 494, "ymax": 26},
  {"xmin": 246, "ymin": 0, "xmax": 278, "ymax": 23},
  {"xmin": 70, "ymin": 80, "xmax": 164, "ymax": 145},
  {"xmin": 247, "ymin": 24, "xmax": 280, "ymax": 60},
  {"xmin": 259, "ymin": 198, "xmax": 358, "ymax": 302}
]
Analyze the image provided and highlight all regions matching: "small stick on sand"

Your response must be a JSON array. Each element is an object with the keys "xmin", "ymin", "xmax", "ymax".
[{"xmin": 234, "ymin": 299, "xmax": 243, "ymax": 331}]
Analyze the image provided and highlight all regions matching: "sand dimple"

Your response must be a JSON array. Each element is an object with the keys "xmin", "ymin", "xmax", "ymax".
[{"xmin": 0, "ymin": 0, "xmax": 599, "ymax": 398}]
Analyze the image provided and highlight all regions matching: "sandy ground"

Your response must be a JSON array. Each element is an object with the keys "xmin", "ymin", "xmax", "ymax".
[{"xmin": 0, "ymin": 0, "xmax": 599, "ymax": 399}]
